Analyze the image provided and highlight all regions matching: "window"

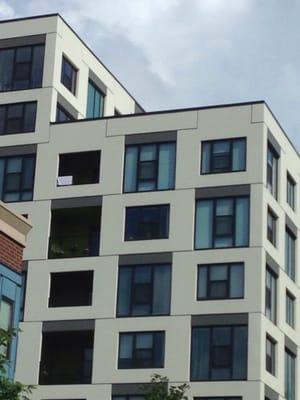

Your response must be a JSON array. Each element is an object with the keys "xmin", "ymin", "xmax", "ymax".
[
  {"xmin": 86, "ymin": 80, "xmax": 104, "ymax": 118},
  {"xmin": 191, "ymin": 325, "xmax": 248, "ymax": 381},
  {"xmin": 286, "ymin": 291, "xmax": 295, "ymax": 328},
  {"xmin": 57, "ymin": 151, "xmax": 100, "ymax": 186},
  {"xmin": 267, "ymin": 209, "xmax": 277, "ymax": 246},
  {"xmin": 285, "ymin": 349, "xmax": 295, "ymax": 400},
  {"xmin": 118, "ymin": 331, "xmax": 165, "ymax": 369},
  {"xmin": 267, "ymin": 143, "xmax": 279, "ymax": 198},
  {"xmin": 195, "ymin": 398, "xmax": 242, "ymax": 400},
  {"xmin": 124, "ymin": 142, "xmax": 176, "ymax": 193},
  {"xmin": 56, "ymin": 103, "xmax": 74, "ymax": 122},
  {"xmin": 61, "ymin": 56, "xmax": 77, "ymax": 94},
  {"xmin": 0, "ymin": 299, "xmax": 13, "ymax": 356},
  {"xmin": 125, "ymin": 205, "xmax": 170, "ymax": 241},
  {"xmin": 0, "ymin": 102, "xmax": 37, "ymax": 135},
  {"xmin": 195, "ymin": 196, "xmax": 249, "ymax": 249},
  {"xmin": 197, "ymin": 263, "xmax": 244, "ymax": 300},
  {"xmin": 39, "ymin": 330, "xmax": 94, "ymax": 385},
  {"xmin": 285, "ymin": 228, "xmax": 296, "ymax": 281},
  {"xmin": 0, "ymin": 155, "xmax": 36, "ymax": 202},
  {"xmin": 287, "ymin": 173, "xmax": 296, "ymax": 210},
  {"xmin": 0, "ymin": 44, "xmax": 44, "ymax": 92},
  {"xmin": 49, "ymin": 271, "xmax": 93, "ymax": 307},
  {"xmin": 117, "ymin": 264, "xmax": 171, "ymax": 317},
  {"xmin": 266, "ymin": 336, "xmax": 276, "ymax": 375},
  {"xmin": 113, "ymin": 397, "xmax": 144, "ymax": 400},
  {"xmin": 201, "ymin": 138, "xmax": 246, "ymax": 174},
  {"xmin": 265, "ymin": 267, "xmax": 277, "ymax": 324}
]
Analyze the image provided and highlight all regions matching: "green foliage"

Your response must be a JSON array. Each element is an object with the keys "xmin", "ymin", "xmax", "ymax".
[
  {"xmin": 144, "ymin": 374, "xmax": 189, "ymax": 400},
  {"xmin": 0, "ymin": 329, "xmax": 35, "ymax": 400}
]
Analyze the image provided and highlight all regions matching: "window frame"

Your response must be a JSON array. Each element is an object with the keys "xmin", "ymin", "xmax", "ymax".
[
  {"xmin": 0, "ymin": 101, "xmax": 37, "ymax": 135},
  {"xmin": 285, "ymin": 227, "xmax": 296, "ymax": 281},
  {"xmin": 118, "ymin": 331, "xmax": 165, "ymax": 369},
  {"xmin": 265, "ymin": 267, "xmax": 277, "ymax": 324},
  {"xmin": 116, "ymin": 263, "xmax": 171, "ymax": 317},
  {"xmin": 123, "ymin": 141, "xmax": 176, "ymax": 193},
  {"xmin": 266, "ymin": 335, "xmax": 276, "ymax": 376},
  {"xmin": 285, "ymin": 348, "xmax": 296, "ymax": 400},
  {"xmin": 197, "ymin": 263, "xmax": 244, "ymax": 301},
  {"xmin": 201, "ymin": 137, "xmax": 247, "ymax": 175},
  {"xmin": 56, "ymin": 103, "xmax": 74, "ymax": 122},
  {"xmin": 0, "ymin": 43, "xmax": 45, "ymax": 92},
  {"xmin": 287, "ymin": 173, "xmax": 296, "ymax": 210},
  {"xmin": 267, "ymin": 142, "xmax": 279, "ymax": 199},
  {"xmin": 267, "ymin": 208, "xmax": 277, "ymax": 247},
  {"xmin": 61, "ymin": 56, "xmax": 77, "ymax": 95},
  {"xmin": 124, "ymin": 204, "xmax": 170, "ymax": 241},
  {"xmin": 190, "ymin": 324, "xmax": 248, "ymax": 381},
  {"xmin": 195, "ymin": 195, "xmax": 250, "ymax": 250},
  {"xmin": 286, "ymin": 290, "xmax": 295, "ymax": 329},
  {"xmin": 0, "ymin": 297, "xmax": 14, "ymax": 358},
  {"xmin": 86, "ymin": 79, "xmax": 105, "ymax": 118},
  {"xmin": 0, "ymin": 154, "xmax": 36, "ymax": 203}
]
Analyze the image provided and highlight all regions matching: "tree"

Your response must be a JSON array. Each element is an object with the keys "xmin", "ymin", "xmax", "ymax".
[
  {"xmin": 144, "ymin": 374, "xmax": 189, "ymax": 400},
  {"xmin": 0, "ymin": 329, "xmax": 35, "ymax": 400}
]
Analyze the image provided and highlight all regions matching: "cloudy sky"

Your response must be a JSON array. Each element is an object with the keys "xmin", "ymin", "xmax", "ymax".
[{"xmin": 1, "ymin": 0, "xmax": 300, "ymax": 147}]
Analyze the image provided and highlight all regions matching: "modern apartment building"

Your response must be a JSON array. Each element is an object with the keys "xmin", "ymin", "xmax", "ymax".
[
  {"xmin": 0, "ymin": 201, "xmax": 31, "ymax": 378},
  {"xmin": 0, "ymin": 12, "xmax": 299, "ymax": 400}
]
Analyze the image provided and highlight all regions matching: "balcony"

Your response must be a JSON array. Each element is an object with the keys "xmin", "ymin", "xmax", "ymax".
[
  {"xmin": 57, "ymin": 151, "xmax": 100, "ymax": 186},
  {"xmin": 39, "ymin": 330, "xmax": 94, "ymax": 385},
  {"xmin": 48, "ymin": 206, "xmax": 101, "ymax": 259}
]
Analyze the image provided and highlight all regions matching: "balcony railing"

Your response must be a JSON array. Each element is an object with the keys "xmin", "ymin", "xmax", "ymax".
[{"xmin": 48, "ymin": 233, "xmax": 100, "ymax": 259}]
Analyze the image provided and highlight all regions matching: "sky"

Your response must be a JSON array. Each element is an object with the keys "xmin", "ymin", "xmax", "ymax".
[{"xmin": 1, "ymin": 0, "xmax": 300, "ymax": 148}]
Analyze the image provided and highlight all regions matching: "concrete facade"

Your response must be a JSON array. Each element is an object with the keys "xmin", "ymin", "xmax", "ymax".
[{"xmin": 0, "ymin": 13, "xmax": 298, "ymax": 400}]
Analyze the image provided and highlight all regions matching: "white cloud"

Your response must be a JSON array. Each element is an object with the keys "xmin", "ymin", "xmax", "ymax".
[{"xmin": 0, "ymin": 0, "xmax": 15, "ymax": 18}]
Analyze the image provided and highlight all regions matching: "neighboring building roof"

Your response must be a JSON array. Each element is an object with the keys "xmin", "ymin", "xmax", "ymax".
[{"xmin": 0, "ymin": 201, "xmax": 32, "ymax": 248}]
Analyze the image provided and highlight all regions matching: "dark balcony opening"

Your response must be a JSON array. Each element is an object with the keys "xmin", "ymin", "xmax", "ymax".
[
  {"xmin": 39, "ymin": 330, "xmax": 94, "ymax": 385},
  {"xmin": 48, "ymin": 206, "xmax": 101, "ymax": 259},
  {"xmin": 57, "ymin": 151, "xmax": 100, "ymax": 186},
  {"xmin": 49, "ymin": 271, "xmax": 93, "ymax": 307}
]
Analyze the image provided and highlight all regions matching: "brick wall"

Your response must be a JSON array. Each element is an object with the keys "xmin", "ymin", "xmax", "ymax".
[{"xmin": 0, "ymin": 232, "xmax": 24, "ymax": 273}]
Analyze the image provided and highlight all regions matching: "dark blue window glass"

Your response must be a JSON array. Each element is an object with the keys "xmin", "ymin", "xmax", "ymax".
[
  {"xmin": 195, "ymin": 197, "xmax": 249, "ymax": 249},
  {"xmin": 125, "ymin": 205, "xmax": 170, "ymax": 241},
  {"xmin": 61, "ymin": 56, "xmax": 77, "ymax": 94},
  {"xmin": 0, "ymin": 45, "xmax": 44, "ymax": 92},
  {"xmin": 118, "ymin": 331, "xmax": 165, "ymax": 369},
  {"xmin": 191, "ymin": 325, "xmax": 248, "ymax": 381},
  {"xmin": 56, "ymin": 103, "xmax": 74, "ymax": 122},
  {"xmin": 86, "ymin": 80, "xmax": 104, "ymax": 118},
  {"xmin": 0, "ymin": 102, "xmax": 37, "ymax": 135},
  {"xmin": 117, "ymin": 264, "xmax": 171, "ymax": 317},
  {"xmin": 285, "ymin": 349, "xmax": 296, "ymax": 400},
  {"xmin": 124, "ymin": 142, "xmax": 176, "ymax": 192},
  {"xmin": 201, "ymin": 138, "xmax": 246, "ymax": 174}
]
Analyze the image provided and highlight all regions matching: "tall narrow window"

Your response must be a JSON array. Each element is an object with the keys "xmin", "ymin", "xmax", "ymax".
[
  {"xmin": 267, "ymin": 143, "xmax": 279, "ymax": 198},
  {"xmin": 61, "ymin": 56, "xmax": 77, "ymax": 94},
  {"xmin": 266, "ymin": 336, "xmax": 276, "ymax": 375},
  {"xmin": 286, "ymin": 291, "xmax": 295, "ymax": 329},
  {"xmin": 285, "ymin": 349, "xmax": 295, "ymax": 400},
  {"xmin": 195, "ymin": 196, "xmax": 249, "ymax": 249},
  {"xmin": 197, "ymin": 263, "xmax": 244, "ymax": 300},
  {"xmin": 124, "ymin": 142, "xmax": 176, "ymax": 192},
  {"xmin": 0, "ymin": 44, "xmax": 44, "ymax": 92},
  {"xmin": 267, "ymin": 208, "xmax": 277, "ymax": 246},
  {"xmin": 0, "ymin": 155, "xmax": 36, "ymax": 202},
  {"xmin": 0, "ymin": 102, "xmax": 37, "ymax": 135},
  {"xmin": 191, "ymin": 325, "xmax": 248, "ymax": 381},
  {"xmin": 265, "ymin": 267, "xmax": 277, "ymax": 324},
  {"xmin": 201, "ymin": 138, "xmax": 246, "ymax": 174},
  {"xmin": 0, "ymin": 299, "xmax": 13, "ymax": 356},
  {"xmin": 86, "ymin": 80, "xmax": 104, "ymax": 118},
  {"xmin": 117, "ymin": 264, "xmax": 171, "ymax": 317},
  {"xmin": 287, "ymin": 173, "xmax": 296, "ymax": 210},
  {"xmin": 285, "ymin": 228, "xmax": 296, "ymax": 281}
]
